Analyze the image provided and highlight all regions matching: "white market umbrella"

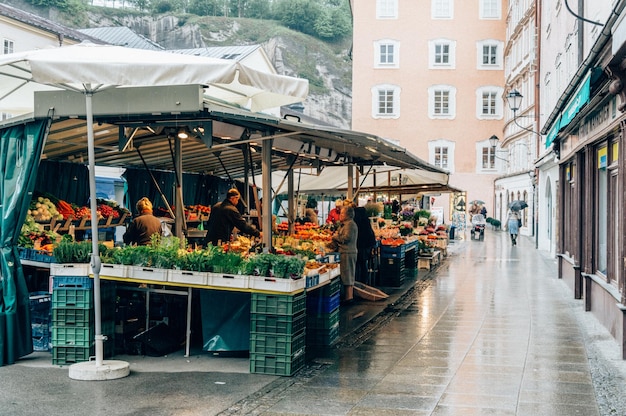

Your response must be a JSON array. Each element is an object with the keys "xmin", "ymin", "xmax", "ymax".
[
  {"xmin": 0, "ymin": 41, "xmax": 308, "ymax": 376},
  {"xmin": 0, "ymin": 41, "xmax": 308, "ymax": 115}
]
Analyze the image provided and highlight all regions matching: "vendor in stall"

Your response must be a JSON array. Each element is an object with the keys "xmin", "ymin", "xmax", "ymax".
[
  {"xmin": 332, "ymin": 205, "xmax": 358, "ymax": 304},
  {"xmin": 326, "ymin": 199, "xmax": 342, "ymax": 224},
  {"xmin": 204, "ymin": 188, "xmax": 261, "ymax": 246},
  {"xmin": 123, "ymin": 197, "xmax": 163, "ymax": 246}
]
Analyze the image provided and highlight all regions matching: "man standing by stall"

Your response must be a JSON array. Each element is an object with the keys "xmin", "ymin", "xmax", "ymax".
[{"xmin": 204, "ymin": 188, "xmax": 261, "ymax": 247}]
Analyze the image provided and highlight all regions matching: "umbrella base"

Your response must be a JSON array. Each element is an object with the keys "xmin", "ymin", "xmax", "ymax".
[{"xmin": 68, "ymin": 360, "xmax": 130, "ymax": 381}]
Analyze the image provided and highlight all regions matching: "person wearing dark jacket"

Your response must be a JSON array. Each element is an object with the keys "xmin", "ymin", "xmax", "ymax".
[
  {"xmin": 123, "ymin": 197, "xmax": 163, "ymax": 246},
  {"xmin": 204, "ymin": 188, "xmax": 261, "ymax": 247},
  {"xmin": 332, "ymin": 206, "xmax": 358, "ymax": 303},
  {"xmin": 353, "ymin": 206, "xmax": 377, "ymax": 285}
]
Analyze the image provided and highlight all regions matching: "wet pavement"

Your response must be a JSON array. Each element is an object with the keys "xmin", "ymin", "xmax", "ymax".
[{"xmin": 3, "ymin": 229, "xmax": 626, "ymax": 415}]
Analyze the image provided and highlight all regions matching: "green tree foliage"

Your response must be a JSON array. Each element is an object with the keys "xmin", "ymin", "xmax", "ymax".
[
  {"xmin": 189, "ymin": 0, "xmax": 222, "ymax": 16},
  {"xmin": 26, "ymin": 0, "xmax": 86, "ymax": 15},
  {"xmin": 273, "ymin": 0, "xmax": 351, "ymax": 40}
]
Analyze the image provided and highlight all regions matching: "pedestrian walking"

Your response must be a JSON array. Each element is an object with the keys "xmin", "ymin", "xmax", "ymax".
[{"xmin": 507, "ymin": 209, "xmax": 520, "ymax": 245}]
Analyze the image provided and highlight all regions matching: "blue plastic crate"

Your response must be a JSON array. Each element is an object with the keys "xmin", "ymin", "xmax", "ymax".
[
  {"xmin": 380, "ymin": 244, "xmax": 406, "ymax": 258},
  {"xmin": 32, "ymin": 323, "xmax": 51, "ymax": 352},
  {"xmin": 306, "ymin": 274, "xmax": 319, "ymax": 288},
  {"xmin": 29, "ymin": 292, "xmax": 52, "ymax": 326},
  {"xmin": 53, "ymin": 276, "xmax": 93, "ymax": 289},
  {"xmin": 306, "ymin": 292, "xmax": 340, "ymax": 315}
]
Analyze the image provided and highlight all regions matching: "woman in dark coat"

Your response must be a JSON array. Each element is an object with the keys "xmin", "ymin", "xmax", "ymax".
[{"xmin": 353, "ymin": 206, "xmax": 377, "ymax": 285}]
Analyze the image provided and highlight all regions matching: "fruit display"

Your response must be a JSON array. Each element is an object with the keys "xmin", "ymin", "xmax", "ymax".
[{"xmin": 28, "ymin": 197, "xmax": 62, "ymax": 222}]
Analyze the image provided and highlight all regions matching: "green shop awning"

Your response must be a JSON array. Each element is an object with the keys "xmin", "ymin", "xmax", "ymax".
[{"xmin": 545, "ymin": 72, "xmax": 591, "ymax": 148}]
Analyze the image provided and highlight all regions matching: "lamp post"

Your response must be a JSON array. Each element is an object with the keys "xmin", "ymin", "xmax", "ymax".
[{"xmin": 506, "ymin": 89, "xmax": 523, "ymax": 114}]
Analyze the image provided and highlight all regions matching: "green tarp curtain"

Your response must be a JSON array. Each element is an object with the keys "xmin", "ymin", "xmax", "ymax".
[
  {"xmin": 0, "ymin": 119, "xmax": 49, "ymax": 366},
  {"xmin": 35, "ymin": 161, "xmax": 89, "ymax": 205},
  {"xmin": 123, "ymin": 168, "xmax": 233, "ymax": 214}
]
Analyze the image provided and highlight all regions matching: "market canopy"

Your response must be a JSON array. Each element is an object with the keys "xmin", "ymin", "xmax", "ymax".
[
  {"xmin": 256, "ymin": 166, "xmax": 456, "ymax": 197},
  {"xmin": 0, "ymin": 85, "xmax": 444, "ymax": 179}
]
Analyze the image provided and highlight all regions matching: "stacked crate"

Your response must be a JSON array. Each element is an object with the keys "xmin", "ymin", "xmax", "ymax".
[
  {"xmin": 249, "ymin": 290, "xmax": 306, "ymax": 376},
  {"xmin": 30, "ymin": 291, "xmax": 52, "ymax": 352},
  {"xmin": 379, "ymin": 244, "xmax": 406, "ymax": 286},
  {"xmin": 51, "ymin": 275, "xmax": 116, "ymax": 365},
  {"xmin": 403, "ymin": 241, "xmax": 419, "ymax": 278},
  {"xmin": 306, "ymin": 277, "xmax": 341, "ymax": 350}
]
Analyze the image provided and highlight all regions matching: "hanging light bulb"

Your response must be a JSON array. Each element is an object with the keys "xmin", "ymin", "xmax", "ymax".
[{"xmin": 177, "ymin": 128, "xmax": 188, "ymax": 139}]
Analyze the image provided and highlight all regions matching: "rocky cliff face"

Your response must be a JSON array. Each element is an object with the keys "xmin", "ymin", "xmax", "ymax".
[{"xmin": 85, "ymin": 13, "xmax": 352, "ymax": 129}]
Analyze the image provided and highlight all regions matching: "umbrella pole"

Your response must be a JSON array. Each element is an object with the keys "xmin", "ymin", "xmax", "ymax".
[
  {"xmin": 84, "ymin": 91, "xmax": 104, "ymax": 368},
  {"xmin": 68, "ymin": 88, "xmax": 129, "ymax": 380}
]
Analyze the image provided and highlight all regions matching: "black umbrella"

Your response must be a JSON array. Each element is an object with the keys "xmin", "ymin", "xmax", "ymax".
[{"xmin": 509, "ymin": 200, "xmax": 528, "ymax": 211}]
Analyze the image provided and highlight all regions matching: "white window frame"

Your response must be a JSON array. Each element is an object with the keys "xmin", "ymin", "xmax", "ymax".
[
  {"xmin": 428, "ymin": 85, "xmax": 456, "ymax": 119},
  {"xmin": 429, "ymin": 139, "xmax": 455, "ymax": 173},
  {"xmin": 371, "ymin": 84, "xmax": 400, "ymax": 119},
  {"xmin": 374, "ymin": 39, "xmax": 400, "ymax": 68},
  {"xmin": 476, "ymin": 86, "xmax": 503, "ymax": 119},
  {"xmin": 432, "ymin": 0, "xmax": 453, "ymax": 19},
  {"xmin": 478, "ymin": 142, "xmax": 497, "ymax": 171},
  {"xmin": 476, "ymin": 39, "xmax": 503, "ymax": 69},
  {"xmin": 376, "ymin": 0, "xmax": 398, "ymax": 19},
  {"xmin": 3, "ymin": 39, "xmax": 14, "ymax": 55},
  {"xmin": 429, "ymin": 39, "xmax": 456, "ymax": 69},
  {"xmin": 479, "ymin": 0, "xmax": 500, "ymax": 19}
]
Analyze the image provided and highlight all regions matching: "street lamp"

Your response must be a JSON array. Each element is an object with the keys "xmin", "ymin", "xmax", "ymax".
[
  {"xmin": 506, "ymin": 89, "xmax": 523, "ymax": 114},
  {"xmin": 488, "ymin": 134, "xmax": 499, "ymax": 148}
]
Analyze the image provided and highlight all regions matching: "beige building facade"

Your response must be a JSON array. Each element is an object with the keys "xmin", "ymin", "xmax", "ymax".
[{"xmin": 351, "ymin": 0, "xmax": 506, "ymax": 227}]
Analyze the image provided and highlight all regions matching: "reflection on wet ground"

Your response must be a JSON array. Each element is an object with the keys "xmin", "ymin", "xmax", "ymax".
[{"xmin": 241, "ymin": 231, "xmax": 599, "ymax": 415}]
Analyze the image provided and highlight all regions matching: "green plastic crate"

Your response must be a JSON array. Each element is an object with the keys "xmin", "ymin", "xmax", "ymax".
[
  {"xmin": 250, "ymin": 331, "xmax": 305, "ymax": 355},
  {"xmin": 306, "ymin": 322, "xmax": 339, "ymax": 347},
  {"xmin": 52, "ymin": 345, "xmax": 93, "ymax": 365},
  {"xmin": 52, "ymin": 288, "xmax": 93, "ymax": 309},
  {"xmin": 52, "ymin": 308, "xmax": 93, "ymax": 327},
  {"xmin": 52, "ymin": 326, "xmax": 94, "ymax": 347},
  {"xmin": 306, "ymin": 309, "xmax": 339, "ymax": 331},
  {"xmin": 249, "ymin": 347, "xmax": 305, "ymax": 376},
  {"xmin": 52, "ymin": 321, "xmax": 114, "ymax": 347},
  {"xmin": 250, "ymin": 310, "xmax": 306, "ymax": 335},
  {"xmin": 251, "ymin": 291, "xmax": 306, "ymax": 315}
]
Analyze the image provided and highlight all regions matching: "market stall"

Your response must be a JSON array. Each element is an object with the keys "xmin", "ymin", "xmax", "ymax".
[{"xmin": 0, "ymin": 45, "xmax": 449, "ymax": 370}]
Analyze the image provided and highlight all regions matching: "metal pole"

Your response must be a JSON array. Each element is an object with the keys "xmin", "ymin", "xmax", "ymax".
[
  {"xmin": 185, "ymin": 287, "xmax": 192, "ymax": 357},
  {"xmin": 85, "ymin": 88, "xmax": 103, "ymax": 367}
]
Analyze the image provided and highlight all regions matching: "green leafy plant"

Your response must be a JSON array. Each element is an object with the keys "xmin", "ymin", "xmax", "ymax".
[
  {"xmin": 413, "ymin": 210, "xmax": 431, "ymax": 221},
  {"xmin": 211, "ymin": 249, "xmax": 244, "ymax": 274},
  {"xmin": 53, "ymin": 241, "xmax": 107, "ymax": 263},
  {"xmin": 176, "ymin": 249, "xmax": 214, "ymax": 272},
  {"xmin": 364, "ymin": 201, "xmax": 382, "ymax": 218}
]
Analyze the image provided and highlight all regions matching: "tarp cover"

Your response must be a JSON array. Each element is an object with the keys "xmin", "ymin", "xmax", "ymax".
[{"xmin": 0, "ymin": 119, "xmax": 48, "ymax": 366}]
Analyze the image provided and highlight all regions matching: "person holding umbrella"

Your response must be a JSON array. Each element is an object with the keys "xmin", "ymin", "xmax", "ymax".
[
  {"xmin": 506, "ymin": 200, "xmax": 527, "ymax": 246},
  {"xmin": 506, "ymin": 209, "xmax": 521, "ymax": 246}
]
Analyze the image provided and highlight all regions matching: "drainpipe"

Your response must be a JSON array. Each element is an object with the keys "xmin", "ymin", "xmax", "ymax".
[
  {"xmin": 578, "ymin": 0, "xmax": 584, "ymax": 66},
  {"xmin": 534, "ymin": 0, "xmax": 541, "ymax": 249}
]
